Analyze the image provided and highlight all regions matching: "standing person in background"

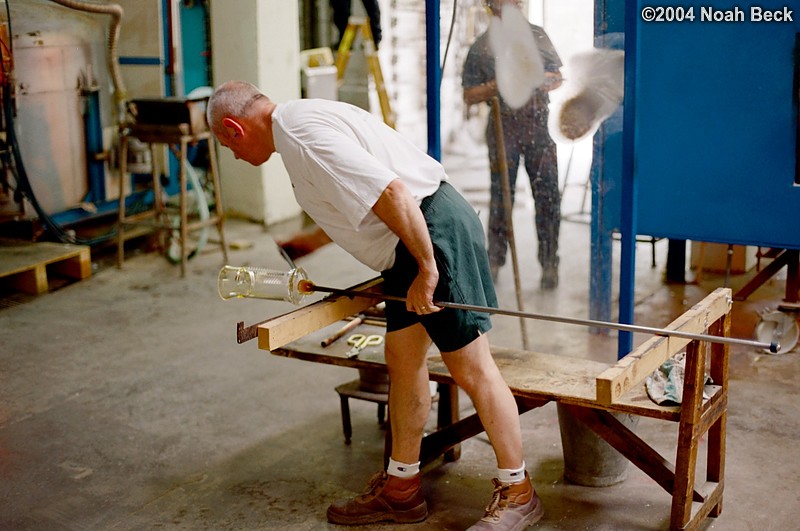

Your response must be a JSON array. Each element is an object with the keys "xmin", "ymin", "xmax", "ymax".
[
  {"xmin": 462, "ymin": 0, "xmax": 563, "ymax": 290},
  {"xmin": 207, "ymin": 80, "xmax": 545, "ymax": 530},
  {"xmin": 330, "ymin": 0, "xmax": 382, "ymax": 49}
]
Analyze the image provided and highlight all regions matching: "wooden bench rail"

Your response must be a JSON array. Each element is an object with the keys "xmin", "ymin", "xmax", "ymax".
[
  {"xmin": 596, "ymin": 288, "xmax": 732, "ymax": 405},
  {"xmin": 257, "ymin": 277, "xmax": 384, "ymax": 351}
]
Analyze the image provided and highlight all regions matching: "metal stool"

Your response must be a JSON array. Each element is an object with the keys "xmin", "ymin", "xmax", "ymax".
[{"xmin": 334, "ymin": 379, "xmax": 388, "ymax": 445}]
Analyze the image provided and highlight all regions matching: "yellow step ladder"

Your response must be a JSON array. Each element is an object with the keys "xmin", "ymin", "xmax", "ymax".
[{"xmin": 335, "ymin": 16, "xmax": 396, "ymax": 129}]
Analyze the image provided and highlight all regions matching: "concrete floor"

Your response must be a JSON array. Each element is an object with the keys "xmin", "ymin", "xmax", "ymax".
[{"xmin": 2, "ymin": 140, "xmax": 800, "ymax": 531}]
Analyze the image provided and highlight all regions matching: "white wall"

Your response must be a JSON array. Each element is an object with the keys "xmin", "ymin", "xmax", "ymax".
[
  {"xmin": 209, "ymin": 0, "xmax": 302, "ymax": 225},
  {"xmin": 539, "ymin": 0, "xmax": 595, "ymax": 63}
]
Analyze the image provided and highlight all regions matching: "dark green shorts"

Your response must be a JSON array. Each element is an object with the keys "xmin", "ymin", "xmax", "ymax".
[{"xmin": 381, "ymin": 181, "xmax": 497, "ymax": 352}]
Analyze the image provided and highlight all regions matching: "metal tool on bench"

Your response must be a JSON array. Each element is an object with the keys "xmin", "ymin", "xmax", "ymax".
[
  {"xmin": 296, "ymin": 280, "xmax": 780, "ymax": 353},
  {"xmin": 216, "ymin": 265, "xmax": 780, "ymax": 352},
  {"xmin": 345, "ymin": 334, "xmax": 384, "ymax": 359}
]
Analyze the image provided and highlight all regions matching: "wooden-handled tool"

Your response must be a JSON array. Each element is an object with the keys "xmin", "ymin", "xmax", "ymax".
[{"xmin": 320, "ymin": 315, "xmax": 364, "ymax": 347}]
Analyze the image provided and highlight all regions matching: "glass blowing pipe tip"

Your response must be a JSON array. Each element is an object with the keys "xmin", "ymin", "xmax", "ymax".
[{"xmin": 298, "ymin": 279, "xmax": 316, "ymax": 294}]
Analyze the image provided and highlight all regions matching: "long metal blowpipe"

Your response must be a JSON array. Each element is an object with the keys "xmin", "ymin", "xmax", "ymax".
[{"xmin": 298, "ymin": 281, "xmax": 779, "ymax": 353}]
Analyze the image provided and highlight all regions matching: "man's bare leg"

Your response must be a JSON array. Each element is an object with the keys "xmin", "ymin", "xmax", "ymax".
[
  {"xmin": 326, "ymin": 323, "xmax": 432, "ymax": 525},
  {"xmin": 442, "ymin": 334, "xmax": 544, "ymax": 530},
  {"xmin": 440, "ymin": 333, "xmax": 522, "ymax": 468},
  {"xmin": 383, "ymin": 323, "xmax": 434, "ymax": 463}
]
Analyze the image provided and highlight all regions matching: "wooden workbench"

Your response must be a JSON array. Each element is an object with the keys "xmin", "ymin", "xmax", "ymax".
[{"xmin": 260, "ymin": 286, "xmax": 732, "ymax": 531}]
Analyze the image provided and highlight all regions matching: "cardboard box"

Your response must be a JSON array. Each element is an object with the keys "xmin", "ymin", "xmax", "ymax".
[{"xmin": 690, "ymin": 242, "xmax": 758, "ymax": 274}]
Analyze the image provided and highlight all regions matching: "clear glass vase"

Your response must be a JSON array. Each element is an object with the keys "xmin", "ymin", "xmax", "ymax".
[{"xmin": 217, "ymin": 265, "xmax": 308, "ymax": 305}]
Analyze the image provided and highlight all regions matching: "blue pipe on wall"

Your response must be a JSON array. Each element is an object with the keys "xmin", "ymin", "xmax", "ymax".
[
  {"xmin": 425, "ymin": 0, "xmax": 441, "ymax": 161},
  {"xmin": 617, "ymin": 0, "xmax": 640, "ymax": 358},
  {"xmin": 82, "ymin": 84, "xmax": 106, "ymax": 205}
]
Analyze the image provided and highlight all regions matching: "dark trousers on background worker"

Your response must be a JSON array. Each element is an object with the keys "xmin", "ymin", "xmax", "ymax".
[
  {"xmin": 330, "ymin": 0, "xmax": 382, "ymax": 48},
  {"xmin": 486, "ymin": 109, "xmax": 560, "ymax": 285}
]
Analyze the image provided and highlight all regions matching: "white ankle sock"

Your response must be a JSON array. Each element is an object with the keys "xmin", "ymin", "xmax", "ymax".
[
  {"xmin": 387, "ymin": 458, "xmax": 420, "ymax": 478},
  {"xmin": 497, "ymin": 461, "xmax": 526, "ymax": 484}
]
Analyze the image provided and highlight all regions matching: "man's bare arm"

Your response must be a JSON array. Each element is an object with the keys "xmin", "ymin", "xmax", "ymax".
[{"xmin": 371, "ymin": 179, "xmax": 441, "ymax": 314}]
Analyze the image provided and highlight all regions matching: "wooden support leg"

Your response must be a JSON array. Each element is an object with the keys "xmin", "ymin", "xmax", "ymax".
[
  {"xmin": 207, "ymin": 136, "xmax": 229, "ymax": 262},
  {"xmin": 150, "ymin": 143, "xmax": 167, "ymax": 253},
  {"xmin": 672, "ymin": 421, "xmax": 701, "ymax": 528},
  {"xmin": 671, "ymin": 340, "xmax": 706, "ymax": 530},
  {"xmin": 179, "ymin": 138, "xmax": 189, "ymax": 278},
  {"xmin": 117, "ymin": 134, "xmax": 129, "ymax": 268},
  {"xmin": 706, "ymin": 411, "xmax": 727, "ymax": 518},
  {"xmin": 733, "ymin": 249, "xmax": 790, "ymax": 301},
  {"xmin": 707, "ymin": 315, "xmax": 730, "ymax": 518},
  {"xmin": 437, "ymin": 383, "xmax": 461, "ymax": 462}
]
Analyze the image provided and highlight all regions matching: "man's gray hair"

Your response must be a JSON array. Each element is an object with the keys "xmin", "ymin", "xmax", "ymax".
[{"xmin": 206, "ymin": 81, "xmax": 265, "ymax": 132}]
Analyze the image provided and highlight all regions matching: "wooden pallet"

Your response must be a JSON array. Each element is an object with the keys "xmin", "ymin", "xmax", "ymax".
[{"xmin": 0, "ymin": 239, "xmax": 91, "ymax": 295}]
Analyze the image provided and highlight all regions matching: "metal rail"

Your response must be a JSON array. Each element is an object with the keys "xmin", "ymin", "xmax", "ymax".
[{"xmin": 302, "ymin": 282, "xmax": 778, "ymax": 353}]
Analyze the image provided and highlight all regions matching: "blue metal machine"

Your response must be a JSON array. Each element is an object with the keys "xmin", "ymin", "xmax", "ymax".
[{"xmin": 600, "ymin": 0, "xmax": 800, "ymax": 356}]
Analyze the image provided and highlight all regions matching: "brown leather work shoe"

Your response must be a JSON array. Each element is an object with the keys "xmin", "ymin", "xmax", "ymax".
[
  {"xmin": 326, "ymin": 471, "xmax": 428, "ymax": 525},
  {"xmin": 467, "ymin": 473, "xmax": 544, "ymax": 530}
]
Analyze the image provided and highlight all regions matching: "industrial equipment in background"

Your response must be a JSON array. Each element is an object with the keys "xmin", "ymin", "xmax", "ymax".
[
  {"xmin": 0, "ymin": 0, "xmax": 123, "ymax": 243},
  {"xmin": 117, "ymin": 94, "xmax": 228, "ymax": 277},
  {"xmin": 0, "ymin": 0, "xmax": 219, "ymax": 268}
]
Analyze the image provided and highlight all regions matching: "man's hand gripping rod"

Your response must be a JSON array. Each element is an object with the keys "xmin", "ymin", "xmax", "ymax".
[{"xmin": 298, "ymin": 280, "xmax": 780, "ymax": 353}]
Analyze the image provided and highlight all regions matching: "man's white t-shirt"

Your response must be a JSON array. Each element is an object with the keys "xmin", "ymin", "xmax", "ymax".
[{"xmin": 272, "ymin": 99, "xmax": 446, "ymax": 271}]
